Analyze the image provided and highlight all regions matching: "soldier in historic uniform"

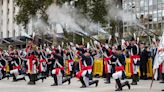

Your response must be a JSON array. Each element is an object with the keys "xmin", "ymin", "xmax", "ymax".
[
  {"xmin": 66, "ymin": 49, "xmax": 74, "ymax": 78},
  {"xmin": 112, "ymin": 45, "xmax": 130, "ymax": 91},
  {"xmin": 0, "ymin": 48, "xmax": 8, "ymax": 80},
  {"xmin": 103, "ymin": 44, "xmax": 112, "ymax": 84},
  {"xmin": 129, "ymin": 38, "xmax": 140, "ymax": 85},
  {"xmin": 76, "ymin": 49, "xmax": 99, "ymax": 88},
  {"xmin": 51, "ymin": 49, "xmax": 71, "ymax": 86},
  {"xmin": 10, "ymin": 51, "xmax": 26, "ymax": 82},
  {"xmin": 37, "ymin": 52, "xmax": 47, "ymax": 82}
]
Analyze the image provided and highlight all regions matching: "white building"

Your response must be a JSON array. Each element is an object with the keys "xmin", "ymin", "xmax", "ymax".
[{"xmin": 0, "ymin": 0, "xmax": 28, "ymax": 39}]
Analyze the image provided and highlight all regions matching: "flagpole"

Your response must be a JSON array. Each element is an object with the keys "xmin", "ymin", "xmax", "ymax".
[{"xmin": 150, "ymin": 69, "xmax": 156, "ymax": 89}]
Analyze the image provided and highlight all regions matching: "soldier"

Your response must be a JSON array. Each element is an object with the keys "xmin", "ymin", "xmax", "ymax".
[
  {"xmin": 10, "ymin": 51, "xmax": 26, "ymax": 82},
  {"xmin": 103, "ymin": 44, "xmax": 112, "ymax": 84},
  {"xmin": 26, "ymin": 51, "xmax": 38, "ymax": 85},
  {"xmin": 51, "ymin": 49, "xmax": 71, "ymax": 86},
  {"xmin": 112, "ymin": 45, "xmax": 130, "ymax": 91},
  {"xmin": 37, "ymin": 53, "xmax": 47, "ymax": 82},
  {"xmin": 25, "ymin": 40, "xmax": 39, "ymax": 85},
  {"xmin": 129, "ymin": 38, "xmax": 140, "ymax": 85},
  {"xmin": 76, "ymin": 50, "xmax": 99, "ymax": 88},
  {"xmin": 0, "ymin": 48, "xmax": 7, "ymax": 80},
  {"xmin": 66, "ymin": 49, "xmax": 74, "ymax": 78}
]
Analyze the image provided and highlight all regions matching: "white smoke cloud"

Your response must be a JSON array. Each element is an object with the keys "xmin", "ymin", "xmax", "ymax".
[
  {"xmin": 46, "ymin": 3, "xmax": 107, "ymax": 36},
  {"xmin": 105, "ymin": 0, "xmax": 137, "ymax": 25}
]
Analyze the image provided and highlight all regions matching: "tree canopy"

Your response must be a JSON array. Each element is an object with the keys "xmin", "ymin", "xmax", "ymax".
[
  {"xmin": 15, "ymin": 0, "xmax": 53, "ymax": 27},
  {"xmin": 15, "ymin": 0, "xmax": 108, "ymax": 27}
]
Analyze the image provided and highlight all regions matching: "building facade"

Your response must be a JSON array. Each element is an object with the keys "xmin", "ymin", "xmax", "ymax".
[
  {"xmin": 123, "ymin": 0, "xmax": 164, "ymax": 37},
  {"xmin": 0, "ymin": 0, "xmax": 34, "ymax": 39}
]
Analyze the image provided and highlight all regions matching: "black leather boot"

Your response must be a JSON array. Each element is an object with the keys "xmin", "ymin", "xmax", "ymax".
[
  {"xmin": 121, "ymin": 81, "xmax": 130, "ymax": 90},
  {"xmin": 16, "ymin": 76, "xmax": 26, "ymax": 81},
  {"xmin": 89, "ymin": 80, "xmax": 99, "ymax": 87},
  {"xmin": 51, "ymin": 74, "xmax": 58, "ymax": 86},
  {"xmin": 115, "ymin": 79, "xmax": 122, "ymax": 91},
  {"xmin": 79, "ymin": 77, "xmax": 87, "ymax": 88},
  {"xmin": 62, "ymin": 77, "xmax": 71, "ymax": 85},
  {"xmin": 28, "ymin": 74, "xmax": 35, "ymax": 85},
  {"xmin": 105, "ymin": 73, "xmax": 111, "ymax": 84},
  {"xmin": 88, "ymin": 74, "xmax": 93, "ymax": 81},
  {"xmin": 131, "ymin": 74, "xmax": 137, "ymax": 85},
  {"xmin": 12, "ymin": 74, "xmax": 17, "ymax": 82}
]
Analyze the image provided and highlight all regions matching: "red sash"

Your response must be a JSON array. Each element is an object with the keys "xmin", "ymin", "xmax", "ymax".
[
  {"xmin": 115, "ymin": 66, "xmax": 124, "ymax": 72},
  {"xmin": 27, "ymin": 55, "xmax": 37, "ymax": 73},
  {"xmin": 39, "ymin": 59, "xmax": 46, "ymax": 72},
  {"xmin": 54, "ymin": 67, "xmax": 64, "ymax": 75},
  {"xmin": 76, "ymin": 66, "xmax": 92, "ymax": 79},
  {"xmin": 13, "ymin": 65, "xmax": 21, "ymax": 70},
  {"xmin": 130, "ymin": 55, "xmax": 140, "ymax": 75},
  {"xmin": 104, "ymin": 57, "xmax": 110, "ymax": 74},
  {"xmin": 83, "ymin": 66, "xmax": 92, "ymax": 70}
]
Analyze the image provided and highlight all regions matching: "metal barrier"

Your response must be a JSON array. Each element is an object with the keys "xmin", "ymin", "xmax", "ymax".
[
  {"xmin": 125, "ymin": 58, "xmax": 152, "ymax": 78},
  {"xmin": 125, "ymin": 58, "xmax": 132, "ymax": 77},
  {"xmin": 64, "ymin": 57, "xmax": 153, "ymax": 77}
]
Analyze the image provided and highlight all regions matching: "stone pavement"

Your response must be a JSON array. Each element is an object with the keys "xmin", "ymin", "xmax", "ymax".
[{"xmin": 0, "ymin": 77, "xmax": 163, "ymax": 92}]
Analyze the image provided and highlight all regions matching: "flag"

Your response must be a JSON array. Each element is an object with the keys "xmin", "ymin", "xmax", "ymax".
[{"xmin": 153, "ymin": 32, "xmax": 164, "ymax": 80}]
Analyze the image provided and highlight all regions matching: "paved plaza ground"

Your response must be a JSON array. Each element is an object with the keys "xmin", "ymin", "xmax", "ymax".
[{"xmin": 0, "ymin": 77, "xmax": 163, "ymax": 92}]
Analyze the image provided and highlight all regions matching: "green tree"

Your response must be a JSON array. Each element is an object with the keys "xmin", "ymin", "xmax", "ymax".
[
  {"xmin": 75, "ymin": 0, "xmax": 107, "ymax": 24},
  {"xmin": 15, "ymin": 0, "xmax": 53, "ymax": 27}
]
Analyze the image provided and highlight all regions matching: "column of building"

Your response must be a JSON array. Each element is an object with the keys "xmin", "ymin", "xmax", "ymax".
[
  {"xmin": 8, "ymin": 0, "xmax": 14, "ymax": 37},
  {"xmin": 2, "ymin": 0, "xmax": 8, "ymax": 38}
]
